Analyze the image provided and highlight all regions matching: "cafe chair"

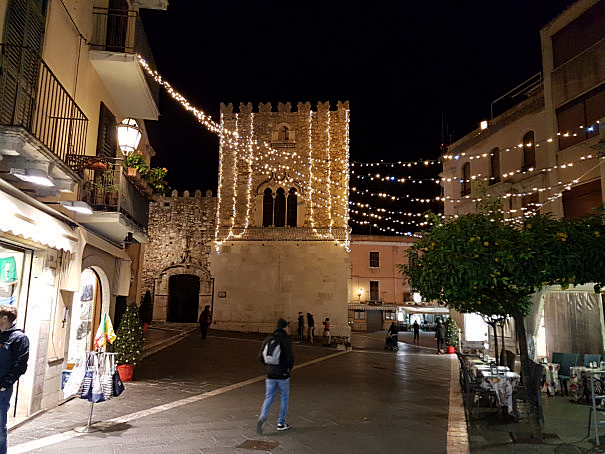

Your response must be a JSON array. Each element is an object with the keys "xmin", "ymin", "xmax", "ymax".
[
  {"xmin": 459, "ymin": 358, "xmax": 496, "ymax": 418},
  {"xmin": 557, "ymin": 353, "xmax": 579, "ymax": 396},
  {"xmin": 587, "ymin": 375, "xmax": 605, "ymax": 440},
  {"xmin": 584, "ymin": 354, "xmax": 602, "ymax": 367},
  {"xmin": 504, "ymin": 350, "xmax": 517, "ymax": 373}
]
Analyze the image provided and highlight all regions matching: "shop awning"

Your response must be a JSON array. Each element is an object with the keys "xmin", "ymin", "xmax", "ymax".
[
  {"xmin": 401, "ymin": 305, "xmax": 450, "ymax": 315},
  {"xmin": 0, "ymin": 191, "xmax": 78, "ymax": 252}
]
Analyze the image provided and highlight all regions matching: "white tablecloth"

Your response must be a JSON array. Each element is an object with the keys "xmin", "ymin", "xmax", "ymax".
[{"xmin": 477, "ymin": 370, "xmax": 521, "ymax": 413}]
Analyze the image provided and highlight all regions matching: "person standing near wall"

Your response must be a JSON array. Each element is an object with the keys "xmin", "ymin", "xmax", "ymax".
[
  {"xmin": 297, "ymin": 312, "xmax": 304, "ymax": 341},
  {"xmin": 322, "ymin": 318, "xmax": 330, "ymax": 346},
  {"xmin": 413, "ymin": 320, "xmax": 420, "ymax": 345},
  {"xmin": 0, "ymin": 305, "xmax": 29, "ymax": 454},
  {"xmin": 306, "ymin": 313, "xmax": 314, "ymax": 344},
  {"xmin": 199, "ymin": 305, "xmax": 212, "ymax": 340}
]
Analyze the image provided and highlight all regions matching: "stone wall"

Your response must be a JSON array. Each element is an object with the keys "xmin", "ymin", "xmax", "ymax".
[{"xmin": 141, "ymin": 189, "xmax": 217, "ymax": 321}]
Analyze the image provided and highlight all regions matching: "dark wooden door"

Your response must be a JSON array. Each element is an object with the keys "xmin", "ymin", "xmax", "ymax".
[{"xmin": 168, "ymin": 274, "xmax": 200, "ymax": 322}]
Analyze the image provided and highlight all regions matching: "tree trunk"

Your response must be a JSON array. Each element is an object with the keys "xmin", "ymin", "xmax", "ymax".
[
  {"xmin": 513, "ymin": 310, "xmax": 543, "ymax": 440},
  {"xmin": 491, "ymin": 322, "xmax": 499, "ymax": 366}
]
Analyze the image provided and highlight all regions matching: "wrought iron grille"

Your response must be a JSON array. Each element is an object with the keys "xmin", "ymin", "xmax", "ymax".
[{"xmin": 0, "ymin": 44, "xmax": 88, "ymax": 161}]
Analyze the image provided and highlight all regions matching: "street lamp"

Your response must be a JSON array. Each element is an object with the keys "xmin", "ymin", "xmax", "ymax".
[
  {"xmin": 358, "ymin": 289, "xmax": 363, "ymax": 302},
  {"xmin": 117, "ymin": 118, "xmax": 142, "ymax": 157}
]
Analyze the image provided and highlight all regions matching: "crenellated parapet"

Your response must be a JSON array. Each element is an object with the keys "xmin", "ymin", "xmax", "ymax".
[
  {"xmin": 218, "ymin": 101, "xmax": 349, "ymax": 114},
  {"xmin": 216, "ymin": 100, "xmax": 350, "ymax": 247}
]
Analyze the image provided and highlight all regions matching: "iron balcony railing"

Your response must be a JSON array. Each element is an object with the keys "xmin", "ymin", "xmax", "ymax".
[
  {"xmin": 0, "ymin": 44, "xmax": 88, "ymax": 161},
  {"xmin": 66, "ymin": 155, "xmax": 150, "ymax": 230},
  {"xmin": 90, "ymin": 7, "xmax": 160, "ymax": 107}
]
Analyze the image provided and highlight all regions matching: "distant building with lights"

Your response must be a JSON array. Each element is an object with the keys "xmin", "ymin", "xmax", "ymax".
[{"xmin": 441, "ymin": 0, "xmax": 605, "ymax": 360}]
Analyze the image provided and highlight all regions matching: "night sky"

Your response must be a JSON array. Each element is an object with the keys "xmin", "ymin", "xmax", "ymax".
[{"xmin": 140, "ymin": 1, "xmax": 576, "ymax": 215}]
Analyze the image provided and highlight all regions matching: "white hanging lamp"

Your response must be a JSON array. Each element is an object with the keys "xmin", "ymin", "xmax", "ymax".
[{"xmin": 117, "ymin": 118, "xmax": 142, "ymax": 157}]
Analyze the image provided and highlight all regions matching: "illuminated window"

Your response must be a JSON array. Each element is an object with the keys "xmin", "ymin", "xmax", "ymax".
[
  {"xmin": 278, "ymin": 126, "xmax": 290, "ymax": 141},
  {"xmin": 522, "ymin": 131, "xmax": 535, "ymax": 171},
  {"xmin": 489, "ymin": 148, "xmax": 500, "ymax": 185},
  {"xmin": 287, "ymin": 188, "xmax": 297, "ymax": 227},
  {"xmin": 461, "ymin": 162, "xmax": 471, "ymax": 196},
  {"xmin": 263, "ymin": 188, "xmax": 273, "ymax": 227},
  {"xmin": 370, "ymin": 281, "xmax": 379, "ymax": 301},
  {"xmin": 263, "ymin": 187, "xmax": 299, "ymax": 227}
]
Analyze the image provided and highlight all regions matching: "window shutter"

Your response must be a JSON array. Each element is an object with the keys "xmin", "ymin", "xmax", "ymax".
[{"xmin": 96, "ymin": 102, "xmax": 117, "ymax": 157}]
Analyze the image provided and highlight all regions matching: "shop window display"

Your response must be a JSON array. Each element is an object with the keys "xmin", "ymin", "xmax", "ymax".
[
  {"xmin": 0, "ymin": 245, "xmax": 25, "ymax": 307},
  {"xmin": 68, "ymin": 269, "xmax": 99, "ymax": 366}
]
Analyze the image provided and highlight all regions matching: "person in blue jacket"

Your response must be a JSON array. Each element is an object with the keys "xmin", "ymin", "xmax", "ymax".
[{"xmin": 0, "ymin": 304, "xmax": 29, "ymax": 454}]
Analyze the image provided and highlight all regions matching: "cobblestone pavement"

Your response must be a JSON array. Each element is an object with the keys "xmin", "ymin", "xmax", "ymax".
[{"xmin": 8, "ymin": 329, "xmax": 455, "ymax": 454}]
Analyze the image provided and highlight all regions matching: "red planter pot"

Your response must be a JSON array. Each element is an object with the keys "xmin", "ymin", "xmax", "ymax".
[
  {"xmin": 447, "ymin": 346, "xmax": 456, "ymax": 354},
  {"xmin": 117, "ymin": 364, "xmax": 134, "ymax": 382}
]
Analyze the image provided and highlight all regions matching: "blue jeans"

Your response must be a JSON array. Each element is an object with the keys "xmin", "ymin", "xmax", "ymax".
[
  {"xmin": 0, "ymin": 387, "xmax": 12, "ymax": 454},
  {"xmin": 259, "ymin": 378, "xmax": 290, "ymax": 425}
]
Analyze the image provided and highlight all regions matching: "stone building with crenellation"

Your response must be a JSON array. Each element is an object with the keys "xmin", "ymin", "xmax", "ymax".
[
  {"xmin": 141, "ymin": 101, "xmax": 351, "ymax": 340},
  {"xmin": 210, "ymin": 101, "xmax": 351, "ymax": 338},
  {"xmin": 141, "ymin": 189, "xmax": 217, "ymax": 322}
]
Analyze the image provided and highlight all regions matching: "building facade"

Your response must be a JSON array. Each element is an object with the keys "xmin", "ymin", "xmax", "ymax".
[
  {"xmin": 209, "ymin": 101, "xmax": 351, "ymax": 338},
  {"xmin": 441, "ymin": 0, "xmax": 605, "ymax": 359},
  {"xmin": 141, "ymin": 190, "xmax": 217, "ymax": 322},
  {"xmin": 0, "ymin": 0, "xmax": 165, "ymax": 419}
]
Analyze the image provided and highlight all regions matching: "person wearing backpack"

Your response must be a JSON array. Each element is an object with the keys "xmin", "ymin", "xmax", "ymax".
[{"xmin": 257, "ymin": 318, "xmax": 294, "ymax": 435}]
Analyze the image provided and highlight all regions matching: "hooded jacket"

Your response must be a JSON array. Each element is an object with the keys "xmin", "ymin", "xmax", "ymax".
[
  {"xmin": 259, "ymin": 328, "xmax": 294, "ymax": 379},
  {"xmin": 0, "ymin": 325, "xmax": 29, "ymax": 388}
]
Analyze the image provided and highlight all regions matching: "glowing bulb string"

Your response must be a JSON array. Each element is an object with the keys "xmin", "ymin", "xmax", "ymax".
[
  {"xmin": 442, "ymin": 121, "xmax": 602, "ymax": 161},
  {"xmin": 446, "ymin": 151, "xmax": 598, "ymax": 183}
]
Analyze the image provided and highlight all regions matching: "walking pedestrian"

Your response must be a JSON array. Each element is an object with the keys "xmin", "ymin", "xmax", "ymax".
[
  {"xmin": 0, "ymin": 305, "xmax": 29, "ymax": 454},
  {"xmin": 257, "ymin": 318, "xmax": 294, "ymax": 434},
  {"xmin": 199, "ymin": 305, "xmax": 212, "ymax": 340},
  {"xmin": 322, "ymin": 318, "xmax": 330, "ymax": 346},
  {"xmin": 435, "ymin": 319, "xmax": 446, "ymax": 354},
  {"xmin": 297, "ymin": 312, "xmax": 304, "ymax": 341},
  {"xmin": 306, "ymin": 313, "xmax": 314, "ymax": 344},
  {"xmin": 413, "ymin": 320, "xmax": 420, "ymax": 344}
]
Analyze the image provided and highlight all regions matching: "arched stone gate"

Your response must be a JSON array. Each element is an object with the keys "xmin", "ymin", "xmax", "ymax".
[{"xmin": 152, "ymin": 264, "xmax": 212, "ymax": 322}]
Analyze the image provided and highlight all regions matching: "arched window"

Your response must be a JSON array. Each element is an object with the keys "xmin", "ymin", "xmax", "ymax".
[
  {"xmin": 278, "ymin": 126, "xmax": 290, "ymax": 141},
  {"xmin": 522, "ymin": 131, "xmax": 536, "ymax": 172},
  {"xmin": 274, "ymin": 188, "xmax": 286, "ymax": 227},
  {"xmin": 287, "ymin": 188, "xmax": 297, "ymax": 227},
  {"xmin": 461, "ymin": 162, "xmax": 471, "ymax": 196},
  {"xmin": 490, "ymin": 147, "xmax": 500, "ymax": 185},
  {"xmin": 263, "ymin": 188, "xmax": 273, "ymax": 227}
]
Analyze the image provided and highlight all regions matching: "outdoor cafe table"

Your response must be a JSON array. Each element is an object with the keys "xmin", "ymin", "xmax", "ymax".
[
  {"xmin": 475, "ymin": 369, "xmax": 521, "ymax": 413},
  {"xmin": 569, "ymin": 366, "xmax": 605, "ymax": 402},
  {"xmin": 541, "ymin": 363, "xmax": 560, "ymax": 396}
]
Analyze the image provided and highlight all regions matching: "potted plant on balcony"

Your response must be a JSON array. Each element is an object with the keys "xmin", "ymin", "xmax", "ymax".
[
  {"xmin": 114, "ymin": 303, "xmax": 145, "ymax": 381},
  {"xmin": 444, "ymin": 317, "xmax": 459, "ymax": 354},
  {"xmin": 146, "ymin": 167, "xmax": 168, "ymax": 195},
  {"xmin": 123, "ymin": 151, "xmax": 149, "ymax": 181}
]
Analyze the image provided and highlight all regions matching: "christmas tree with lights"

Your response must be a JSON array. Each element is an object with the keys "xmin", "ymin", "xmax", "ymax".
[
  {"xmin": 444, "ymin": 317, "xmax": 459, "ymax": 348},
  {"xmin": 114, "ymin": 304, "xmax": 144, "ymax": 365}
]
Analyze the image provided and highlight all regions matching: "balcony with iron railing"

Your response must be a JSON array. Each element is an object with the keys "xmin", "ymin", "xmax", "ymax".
[
  {"xmin": 0, "ymin": 44, "xmax": 87, "ymax": 189},
  {"xmin": 89, "ymin": 7, "xmax": 160, "ymax": 119},
  {"xmin": 67, "ymin": 155, "xmax": 153, "ymax": 242}
]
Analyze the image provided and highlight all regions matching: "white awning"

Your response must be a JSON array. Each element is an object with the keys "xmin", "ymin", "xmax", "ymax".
[
  {"xmin": 0, "ymin": 191, "xmax": 78, "ymax": 252},
  {"xmin": 401, "ymin": 305, "xmax": 450, "ymax": 315}
]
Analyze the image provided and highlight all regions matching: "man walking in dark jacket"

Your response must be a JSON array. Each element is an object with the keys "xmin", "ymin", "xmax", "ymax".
[
  {"xmin": 0, "ymin": 305, "xmax": 29, "ymax": 454},
  {"xmin": 257, "ymin": 318, "xmax": 294, "ymax": 434}
]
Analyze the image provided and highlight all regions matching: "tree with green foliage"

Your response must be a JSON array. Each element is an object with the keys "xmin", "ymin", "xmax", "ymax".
[
  {"xmin": 400, "ymin": 205, "xmax": 605, "ymax": 436},
  {"xmin": 114, "ymin": 303, "xmax": 145, "ymax": 366}
]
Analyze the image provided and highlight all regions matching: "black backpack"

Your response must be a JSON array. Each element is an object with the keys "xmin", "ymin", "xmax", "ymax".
[{"xmin": 261, "ymin": 335, "xmax": 282, "ymax": 365}]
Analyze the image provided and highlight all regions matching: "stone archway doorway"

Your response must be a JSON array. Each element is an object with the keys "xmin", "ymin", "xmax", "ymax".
[{"xmin": 167, "ymin": 274, "xmax": 200, "ymax": 322}]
